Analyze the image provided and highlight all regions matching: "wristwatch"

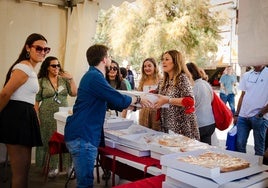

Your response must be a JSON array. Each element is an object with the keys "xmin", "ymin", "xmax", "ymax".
[{"xmin": 258, "ymin": 113, "xmax": 264, "ymax": 118}]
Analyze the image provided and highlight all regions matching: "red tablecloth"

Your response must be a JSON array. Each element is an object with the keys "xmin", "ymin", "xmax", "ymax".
[
  {"xmin": 98, "ymin": 146, "xmax": 161, "ymax": 186},
  {"xmin": 98, "ymin": 146, "xmax": 161, "ymax": 170},
  {"xmin": 112, "ymin": 174, "xmax": 165, "ymax": 188}
]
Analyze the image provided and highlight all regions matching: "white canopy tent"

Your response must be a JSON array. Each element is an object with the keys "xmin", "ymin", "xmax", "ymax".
[
  {"xmin": 0, "ymin": 0, "xmax": 267, "ymax": 93},
  {"xmin": 0, "ymin": 0, "xmax": 134, "ymax": 106}
]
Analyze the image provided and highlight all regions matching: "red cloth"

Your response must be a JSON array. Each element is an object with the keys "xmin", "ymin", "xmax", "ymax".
[
  {"xmin": 112, "ymin": 174, "xmax": 165, "ymax": 188},
  {"xmin": 182, "ymin": 97, "xmax": 195, "ymax": 114},
  {"xmin": 98, "ymin": 147, "xmax": 161, "ymax": 170},
  {"xmin": 48, "ymin": 132, "xmax": 68, "ymax": 155},
  {"xmin": 184, "ymin": 106, "xmax": 195, "ymax": 114},
  {"xmin": 181, "ymin": 96, "xmax": 194, "ymax": 107}
]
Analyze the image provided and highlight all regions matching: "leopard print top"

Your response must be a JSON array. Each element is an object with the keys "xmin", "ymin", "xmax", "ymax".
[{"xmin": 159, "ymin": 73, "xmax": 200, "ymax": 140}]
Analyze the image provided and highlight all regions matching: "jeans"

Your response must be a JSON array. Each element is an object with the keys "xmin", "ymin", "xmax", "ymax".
[
  {"xmin": 236, "ymin": 116, "xmax": 268, "ymax": 156},
  {"xmin": 66, "ymin": 138, "xmax": 98, "ymax": 188},
  {"xmin": 219, "ymin": 93, "xmax": 235, "ymax": 115}
]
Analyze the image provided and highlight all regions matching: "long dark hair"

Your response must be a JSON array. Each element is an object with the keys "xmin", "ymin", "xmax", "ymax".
[
  {"xmin": 186, "ymin": 62, "xmax": 201, "ymax": 81},
  {"xmin": 106, "ymin": 60, "xmax": 122, "ymax": 89},
  {"xmin": 4, "ymin": 33, "xmax": 47, "ymax": 85},
  {"xmin": 38, "ymin": 56, "xmax": 64, "ymax": 79}
]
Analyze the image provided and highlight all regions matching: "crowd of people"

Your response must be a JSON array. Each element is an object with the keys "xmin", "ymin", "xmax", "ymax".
[{"xmin": 0, "ymin": 33, "xmax": 267, "ymax": 188}]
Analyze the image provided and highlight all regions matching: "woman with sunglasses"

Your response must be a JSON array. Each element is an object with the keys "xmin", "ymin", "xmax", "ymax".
[
  {"xmin": 35, "ymin": 56, "xmax": 77, "ymax": 177},
  {"xmin": 106, "ymin": 60, "xmax": 128, "ymax": 117},
  {"xmin": 0, "ymin": 33, "xmax": 48, "ymax": 188}
]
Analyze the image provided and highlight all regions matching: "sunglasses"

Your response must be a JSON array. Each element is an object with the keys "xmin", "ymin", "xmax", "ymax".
[
  {"xmin": 31, "ymin": 45, "xmax": 51, "ymax": 54},
  {"xmin": 110, "ymin": 67, "xmax": 118, "ymax": 71},
  {"xmin": 50, "ymin": 64, "xmax": 61, "ymax": 68}
]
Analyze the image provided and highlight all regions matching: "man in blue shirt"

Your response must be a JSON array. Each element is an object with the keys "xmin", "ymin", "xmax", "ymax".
[
  {"xmin": 219, "ymin": 66, "xmax": 237, "ymax": 115},
  {"xmin": 64, "ymin": 44, "xmax": 151, "ymax": 188}
]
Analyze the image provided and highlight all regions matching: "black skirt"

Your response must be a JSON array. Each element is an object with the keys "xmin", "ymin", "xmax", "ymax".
[{"xmin": 0, "ymin": 100, "xmax": 43, "ymax": 147}]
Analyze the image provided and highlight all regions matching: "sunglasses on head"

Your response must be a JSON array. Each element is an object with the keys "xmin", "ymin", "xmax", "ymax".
[
  {"xmin": 31, "ymin": 45, "xmax": 51, "ymax": 54},
  {"xmin": 110, "ymin": 67, "xmax": 118, "ymax": 71},
  {"xmin": 50, "ymin": 64, "xmax": 61, "ymax": 68}
]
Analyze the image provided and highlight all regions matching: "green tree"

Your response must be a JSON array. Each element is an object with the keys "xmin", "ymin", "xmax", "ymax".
[{"xmin": 94, "ymin": 0, "xmax": 226, "ymax": 69}]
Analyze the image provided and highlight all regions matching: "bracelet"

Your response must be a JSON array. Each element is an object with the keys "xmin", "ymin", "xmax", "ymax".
[
  {"xmin": 135, "ymin": 95, "xmax": 141, "ymax": 104},
  {"xmin": 168, "ymin": 97, "xmax": 171, "ymax": 104}
]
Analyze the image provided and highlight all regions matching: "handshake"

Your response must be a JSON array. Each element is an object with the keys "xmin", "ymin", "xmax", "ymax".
[{"xmin": 120, "ymin": 90, "xmax": 195, "ymax": 114}]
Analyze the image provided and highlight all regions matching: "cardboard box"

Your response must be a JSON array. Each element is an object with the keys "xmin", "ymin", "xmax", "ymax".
[
  {"xmin": 104, "ymin": 117, "xmax": 133, "ymax": 130},
  {"xmin": 115, "ymin": 144, "xmax": 150, "ymax": 157},
  {"xmin": 105, "ymin": 138, "xmax": 118, "ymax": 148},
  {"xmin": 149, "ymin": 143, "xmax": 181, "ymax": 155},
  {"xmin": 149, "ymin": 133, "xmax": 212, "ymax": 155},
  {"xmin": 150, "ymin": 151, "xmax": 163, "ymax": 160},
  {"xmin": 161, "ymin": 148, "xmax": 268, "ymax": 185},
  {"xmin": 166, "ymin": 167, "xmax": 268, "ymax": 188},
  {"xmin": 162, "ymin": 181, "xmax": 180, "ymax": 188},
  {"xmin": 104, "ymin": 124, "xmax": 161, "ymax": 150},
  {"xmin": 163, "ymin": 176, "xmax": 194, "ymax": 188}
]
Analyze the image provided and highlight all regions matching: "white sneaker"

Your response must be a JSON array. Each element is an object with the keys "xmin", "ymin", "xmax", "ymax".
[{"xmin": 48, "ymin": 169, "xmax": 59, "ymax": 178}]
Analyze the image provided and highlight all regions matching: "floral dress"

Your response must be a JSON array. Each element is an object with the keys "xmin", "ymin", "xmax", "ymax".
[
  {"xmin": 158, "ymin": 73, "xmax": 200, "ymax": 140},
  {"xmin": 35, "ymin": 77, "xmax": 72, "ymax": 169}
]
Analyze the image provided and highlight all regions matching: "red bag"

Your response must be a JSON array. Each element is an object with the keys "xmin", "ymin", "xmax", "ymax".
[{"xmin": 212, "ymin": 92, "xmax": 233, "ymax": 131}]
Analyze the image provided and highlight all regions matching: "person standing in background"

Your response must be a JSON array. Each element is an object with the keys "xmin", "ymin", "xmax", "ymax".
[
  {"xmin": 106, "ymin": 60, "xmax": 128, "ymax": 118},
  {"xmin": 154, "ymin": 50, "xmax": 200, "ymax": 140},
  {"xmin": 0, "ymin": 33, "xmax": 48, "ymax": 188},
  {"xmin": 64, "ymin": 44, "xmax": 152, "ymax": 188},
  {"xmin": 186, "ymin": 62, "xmax": 215, "ymax": 145},
  {"xmin": 137, "ymin": 58, "xmax": 162, "ymax": 131},
  {"xmin": 219, "ymin": 66, "xmax": 237, "ymax": 115},
  {"xmin": 120, "ymin": 67, "xmax": 132, "ymax": 91},
  {"xmin": 106, "ymin": 60, "xmax": 127, "ymax": 90},
  {"xmin": 35, "ymin": 56, "xmax": 77, "ymax": 177},
  {"xmin": 234, "ymin": 65, "xmax": 268, "ymax": 156},
  {"xmin": 126, "ymin": 64, "xmax": 135, "ymax": 90}
]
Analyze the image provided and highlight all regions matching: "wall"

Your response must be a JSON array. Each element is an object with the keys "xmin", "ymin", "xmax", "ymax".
[
  {"xmin": 0, "ymin": 0, "xmax": 67, "ymax": 86},
  {"xmin": 0, "ymin": 0, "xmax": 135, "ymax": 87}
]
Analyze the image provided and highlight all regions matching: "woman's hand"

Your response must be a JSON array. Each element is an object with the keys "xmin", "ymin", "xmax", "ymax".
[
  {"xmin": 154, "ymin": 94, "xmax": 169, "ymax": 109},
  {"xmin": 59, "ymin": 71, "xmax": 73, "ymax": 80},
  {"xmin": 139, "ymin": 95, "xmax": 153, "ymax": 108}
]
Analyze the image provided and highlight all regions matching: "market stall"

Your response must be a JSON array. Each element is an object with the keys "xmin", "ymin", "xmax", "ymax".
[{"xmin": 54, "ymin": 109, "xmax": 268, "ymax": 187}]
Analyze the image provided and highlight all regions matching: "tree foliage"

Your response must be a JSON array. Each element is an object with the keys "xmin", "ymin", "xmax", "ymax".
[{"xmin": 94, "ymin": 0, "xmax": 226, "ymax": 69}]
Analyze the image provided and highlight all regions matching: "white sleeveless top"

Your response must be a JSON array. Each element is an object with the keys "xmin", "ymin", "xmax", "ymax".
[
  {"xmin": 142, "ymin": 84, "xmax": 158, "ymax": 93},
  {"xmin": 10, "ymin": 63, "xmax": 39, "ymax": 105}
]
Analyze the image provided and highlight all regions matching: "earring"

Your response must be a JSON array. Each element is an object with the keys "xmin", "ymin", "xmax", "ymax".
[{"xmin": 26, "ymin": 52, "xmax": 30, "ymax": 59}]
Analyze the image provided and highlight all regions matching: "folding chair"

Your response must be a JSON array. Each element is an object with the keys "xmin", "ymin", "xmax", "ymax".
[{"xmin": 43, "ymin": 131, "xmax": 69, "ymax": 181}]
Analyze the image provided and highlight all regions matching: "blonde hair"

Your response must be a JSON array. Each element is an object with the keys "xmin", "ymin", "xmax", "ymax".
[{"xmin": 138, "ymin": 58, "xmax": 161, "ymax": 91}]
